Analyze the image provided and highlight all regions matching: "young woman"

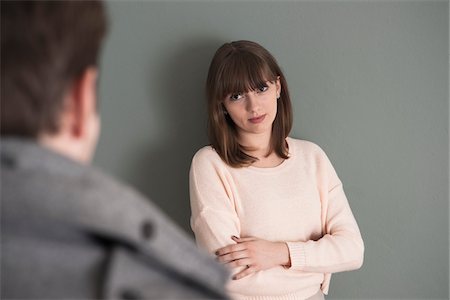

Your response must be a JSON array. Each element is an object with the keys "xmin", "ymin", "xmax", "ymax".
[{"xmin": 189, "ymin": 40, "xmax": 364, "ymax": 300}]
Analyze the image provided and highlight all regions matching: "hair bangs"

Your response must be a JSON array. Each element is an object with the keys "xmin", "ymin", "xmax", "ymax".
[{"xmin": 216, "ymin": 52, "xmax": 277, "ymax": 101}]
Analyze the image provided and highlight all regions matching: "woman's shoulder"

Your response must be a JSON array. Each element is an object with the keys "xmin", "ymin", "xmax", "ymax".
[
  {"xmin": 287, "ymin": 137, "xmax": 336, "ymax": 174},
  {"xmin": 287, "ymin": 137, "xmax": 326, "ymax": 157},
  {"xmin": 191, "ymin": 145, "xmax": 225, "ymax": 168}
]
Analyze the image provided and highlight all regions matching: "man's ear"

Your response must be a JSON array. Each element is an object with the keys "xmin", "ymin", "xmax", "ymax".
[{"xmin": 68, "ymin": 67, "xmax": 98, "ymax": 139}]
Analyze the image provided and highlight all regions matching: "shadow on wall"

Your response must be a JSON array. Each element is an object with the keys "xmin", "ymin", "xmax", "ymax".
[{"xmin": 127, "ymin": 38, "xmax": 224, "ymax": 235}]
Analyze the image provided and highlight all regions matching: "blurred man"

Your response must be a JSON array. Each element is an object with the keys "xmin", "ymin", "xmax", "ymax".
[{"xmin": 0, "ymin": 1, "xmax": 227, "ymax": 298}]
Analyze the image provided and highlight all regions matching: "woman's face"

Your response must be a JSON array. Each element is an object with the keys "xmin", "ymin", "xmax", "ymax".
[{"xmin": 222, "ymin": 78, "xmax": 281, "ymax": 138}]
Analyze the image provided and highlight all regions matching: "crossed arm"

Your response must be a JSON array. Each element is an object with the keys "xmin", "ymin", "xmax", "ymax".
[
  {"xmin": 215, "ymin": 236, "xmax": 291, "ymax": 280},
  {"xmin": 214, "ymin": 180, "xmax": 364, "ymax": 280}
]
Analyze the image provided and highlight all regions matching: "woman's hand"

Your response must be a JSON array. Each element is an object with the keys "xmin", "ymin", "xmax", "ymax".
[{"xmin": 215, "ymin": 236, "xmax": 291, "ymax": 280}]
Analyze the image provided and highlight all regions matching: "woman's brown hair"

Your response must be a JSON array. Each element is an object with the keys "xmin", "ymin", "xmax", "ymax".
[{"xmin": 206, "ymin": 40, "xmax": 293, "ymax": 167}]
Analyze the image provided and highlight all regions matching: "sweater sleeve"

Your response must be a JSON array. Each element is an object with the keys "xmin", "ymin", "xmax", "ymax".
[
  {"xmin": 189, "ymin": 150, "xmax": 241, "ymax": 256},
  {"xmin": 285, "ymin": 146, "xmax": 365, "ymax": 274}
]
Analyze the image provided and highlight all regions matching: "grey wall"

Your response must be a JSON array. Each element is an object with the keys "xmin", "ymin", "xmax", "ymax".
[{"xmin": 94, "ymin": 1, "xmax": 449, "ymax": 299}]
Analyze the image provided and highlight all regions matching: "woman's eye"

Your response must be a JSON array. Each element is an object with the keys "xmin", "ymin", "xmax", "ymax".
[
  {"xmin": 230, "ymin": 93, "xmax": 243, "ymax": 101},
  {"xmin": 257, "ymin": 86, "xmax": 268, "ymax": 93}
]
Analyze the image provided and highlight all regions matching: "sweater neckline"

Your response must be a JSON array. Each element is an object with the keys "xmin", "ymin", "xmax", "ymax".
[{"xmin": 246, "ymin": 137, "xmax": 295, "ymax": 173}]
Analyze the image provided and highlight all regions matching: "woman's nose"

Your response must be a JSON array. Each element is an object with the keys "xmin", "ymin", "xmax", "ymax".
[{"xmin": 245, "ymin": 93, "xmax": 260, "ymax": 112}]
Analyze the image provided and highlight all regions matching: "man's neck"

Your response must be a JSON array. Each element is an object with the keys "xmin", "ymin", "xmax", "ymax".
[{"xmin": 39, "ymin": 133, "xmax": 91, "ymax": 164}]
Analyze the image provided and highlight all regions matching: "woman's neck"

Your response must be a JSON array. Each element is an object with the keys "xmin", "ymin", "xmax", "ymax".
[
  {"xmin": 238, "ymin": 131, "xmax": 272, "ymax": 158},
  {"xmin": 238, "ymin": 131, "xmax": 285, "ymax": 168}
]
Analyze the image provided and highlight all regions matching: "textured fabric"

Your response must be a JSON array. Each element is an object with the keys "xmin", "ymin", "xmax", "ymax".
[
  {"xmin": 305, "ymin": 289, "xmax": 325, "ymax": 300},
  {"xmin": 189, "ymin": 137, "xmax": 364, "ymax": 299},
  {"xmin": 1, "ymin": 138, "xmax": 228, "ymax": 299}
]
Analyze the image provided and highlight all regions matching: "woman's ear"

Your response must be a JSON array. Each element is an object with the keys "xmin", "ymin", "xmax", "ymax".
[{"xmin": 276, "ymin": 76, "xmax": 282, "ymax": 98}]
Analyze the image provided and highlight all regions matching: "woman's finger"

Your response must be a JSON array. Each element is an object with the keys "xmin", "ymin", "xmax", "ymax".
[
  {"xmin": 232, "ymin": 236, "xmax": 256, "ymax": 243},
  {"xmin": 216, "ymin": 243, "xmax": 247, "ymax": 256},
  {"xmin": 233, "ymin": 266, "xmax": 257, "ymax": 280},
  {"xmin": 226, "ymin": 258, "xmax": 252, "ymax": 269},
  {"xmin": 217, "ymin": 250, "xmax": 249, "ymax": 263}
]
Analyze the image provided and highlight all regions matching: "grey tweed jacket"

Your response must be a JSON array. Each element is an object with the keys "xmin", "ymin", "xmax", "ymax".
[{"xmin": 1, "ymin": 138, "xmax": 228, "ymax": 299}]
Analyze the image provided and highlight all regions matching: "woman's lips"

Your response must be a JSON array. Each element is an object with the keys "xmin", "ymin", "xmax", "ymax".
[{"xmin": 248, "ymin": 114, "xmax": 266, "ymax": 124}]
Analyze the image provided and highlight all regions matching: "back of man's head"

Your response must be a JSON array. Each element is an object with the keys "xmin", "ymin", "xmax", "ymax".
[{"xmin": 1, "ymin": 0, "xmax": 108, "ymax": 138}]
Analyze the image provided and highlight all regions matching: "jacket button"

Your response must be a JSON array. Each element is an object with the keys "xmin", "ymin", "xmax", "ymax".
[
  {"xmin": 141, "ymin": 221, "xmax": 153, "ymax": 240},
  {"xmin": 119, "ymin": 289, "xmax": 141, "ymax": 300}
]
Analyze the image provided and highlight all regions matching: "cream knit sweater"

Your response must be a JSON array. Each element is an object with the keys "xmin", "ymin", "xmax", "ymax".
[{"xmin": 190, "ymin": 137, "xmax": 364, "ymax": 300}]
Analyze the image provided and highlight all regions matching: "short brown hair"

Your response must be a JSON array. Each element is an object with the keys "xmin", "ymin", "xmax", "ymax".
[
  {"xmin": 206, "ymin": 40, "xmax": 293, "ymax": 168},
  {"xmin": 1, "ymin": 0, "xmax": 108, "ymax": 137}
]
